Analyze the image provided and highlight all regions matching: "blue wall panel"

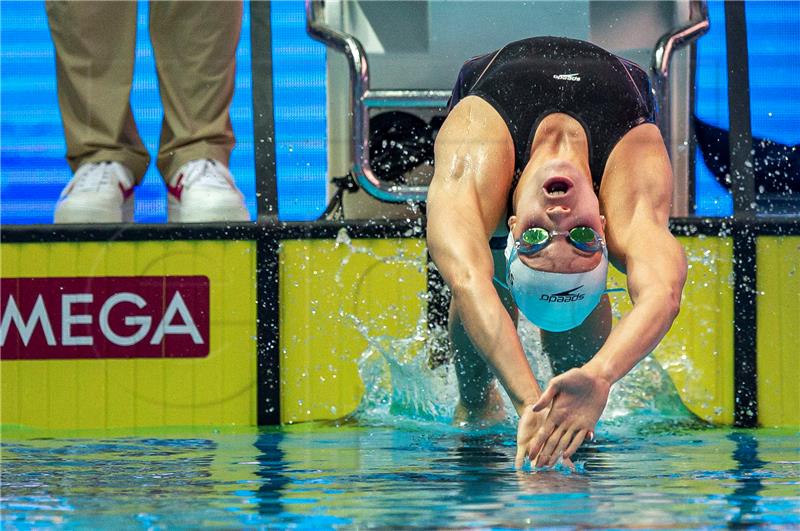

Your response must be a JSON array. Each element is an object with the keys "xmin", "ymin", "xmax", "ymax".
[
  {"xmin": 694, "ymin": 0, "xmax": 799, "ymax": 216},
  {"xmin": 270, "ymin": 1, "xmax": 328, "ymax": 221}
]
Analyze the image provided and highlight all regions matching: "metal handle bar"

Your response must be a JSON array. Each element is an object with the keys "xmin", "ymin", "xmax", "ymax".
[
  {"xmin": 652, "ymin": 0, "xmax": 710, "ymax": 142},
  {"xmin": 306, "ymin": 0, "xmax": 432, "ymax": 202}
]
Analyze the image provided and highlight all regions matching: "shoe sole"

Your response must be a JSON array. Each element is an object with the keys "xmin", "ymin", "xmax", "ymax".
[
  {"xmin": 168, "ymin": 201, "xmax": 250, "ymax": 223},
  {"xmin": 54, "ymin": 196, "xmax": 134, "ymax": 224},
  {"xmin": 168, "ymin": 210, "xmax": 251, "ymax": 223}
]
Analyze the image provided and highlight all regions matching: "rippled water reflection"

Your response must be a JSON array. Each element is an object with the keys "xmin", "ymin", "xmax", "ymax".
[{"xmin": 2, "ymin": 423, "xmax": 798, "ymax": 528}]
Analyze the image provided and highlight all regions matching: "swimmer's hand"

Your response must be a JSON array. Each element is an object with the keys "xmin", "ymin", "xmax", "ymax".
[
  {"xmin": 529, "ymin": 367, "xmax": 611, "ymax": 467},
  {"xmin": 514, "ymin": 404, "xmax": 574, "ymax": 470}
]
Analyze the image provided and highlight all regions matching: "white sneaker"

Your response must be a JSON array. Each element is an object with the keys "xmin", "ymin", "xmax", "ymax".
[
  {"xmin": 167, "ymin": 159, "xmax": 250, "ymax": 222},
  {"xmin": 54, "ymin": 161, "xmax": 135, "ymax": 223}
]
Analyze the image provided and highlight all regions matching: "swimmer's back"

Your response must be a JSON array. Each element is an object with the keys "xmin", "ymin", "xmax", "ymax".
[{"xmin": 448, "ymin": 36, "xmax": 657, "ymax": 188}]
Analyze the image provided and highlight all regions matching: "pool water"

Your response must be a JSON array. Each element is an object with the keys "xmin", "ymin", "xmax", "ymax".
[{"xmin": 2, "ymin": 420, "xmax": 798, "ymax": 529}]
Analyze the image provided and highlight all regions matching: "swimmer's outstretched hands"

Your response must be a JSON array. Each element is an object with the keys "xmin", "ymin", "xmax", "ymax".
[
  {"xmin": 514, "ymin": 403, "xmax": 575, "ymax": 470},
  {"xmin": 515, "ymin": 403, "xmax": 550, "ymax": 469},
  {"xmin": 528, "ymin": 366, "xmax": 610, "ymax": 467}
]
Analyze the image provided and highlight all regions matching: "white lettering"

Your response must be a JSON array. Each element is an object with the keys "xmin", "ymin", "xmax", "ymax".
[
  {"xmin": 150, "ymin": 292, "xmax": 203, "ymax": 345},
  {"xmin": 62, "ymin": 294, "xmax": 93, "ymax": 346},
  {"xmin": 99, "ymin": 293, "xmax": 152, "ymax": 346},
  {"xmin": 0, "ymin": 295, "xmax": 57, "ymax": 347}
]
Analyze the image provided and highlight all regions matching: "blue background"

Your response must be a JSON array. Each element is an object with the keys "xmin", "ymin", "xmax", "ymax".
[
  {"xmin": 694, "ymin": 0, "xmax": 799, "ymax": 216},
  {"xmin": 1, "ymin": 0, "xmax": 797, "ymax": 223}
]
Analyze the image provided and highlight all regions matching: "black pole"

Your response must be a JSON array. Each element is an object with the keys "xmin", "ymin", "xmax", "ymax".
[
  {"xmin": 256, "ymin": 230, "xmax": 281, "ymax": 425},
  {"xmin": 724, "ymin": 0, "xmax": 758, "ymax": 428},
  {"xmin": 250, "ymin": 0, "xmax": 279, "ymax": 221}
]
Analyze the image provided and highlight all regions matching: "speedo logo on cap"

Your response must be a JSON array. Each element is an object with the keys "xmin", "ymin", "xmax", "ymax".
[{"xmin": 540, "ymin": 286, "xmax": 584, "ymax": 303}]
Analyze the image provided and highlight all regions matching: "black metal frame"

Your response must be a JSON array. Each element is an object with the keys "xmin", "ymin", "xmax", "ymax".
[
  {"xmin": 250, "ymin": 0, "xmax": 279, "ymax": 221},
  {"xmin": 256, "ymin": 231, "xmax": 281, "ymax": 424},
  {"xmin": 724, "ymin": 0, "xmax": 758, "ymax": 428}
]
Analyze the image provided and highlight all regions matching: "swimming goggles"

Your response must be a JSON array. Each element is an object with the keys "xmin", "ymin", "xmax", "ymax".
[{"xmin": 515, "ymin": 226, "xmax": 605, "ymax": 256}]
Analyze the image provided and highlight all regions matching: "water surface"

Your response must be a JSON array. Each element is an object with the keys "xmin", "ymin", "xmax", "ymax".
[{"xmin": 2, "ymin": 422, "xmax": 798, "ymax": 528}]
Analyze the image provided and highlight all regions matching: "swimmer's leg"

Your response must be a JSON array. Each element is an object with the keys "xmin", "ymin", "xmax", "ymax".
[
  {"xmin": 451, "ymin": 248, "xmax": 516, "ymax": 424},
  {"xmin": 541, "ymin": 295, "xmax": 612, "ymax": 375}
]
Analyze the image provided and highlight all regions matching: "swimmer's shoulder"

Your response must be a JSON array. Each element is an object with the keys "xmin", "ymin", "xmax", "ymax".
[{"xmin": 600, "ymin": 123, "xmax": 673, "ymax": 261}]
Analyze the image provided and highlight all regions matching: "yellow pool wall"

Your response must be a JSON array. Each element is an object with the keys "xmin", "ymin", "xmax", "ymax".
[{"xmin": 1, "ymin": 233, "xmax": 797, "ymax": 429}]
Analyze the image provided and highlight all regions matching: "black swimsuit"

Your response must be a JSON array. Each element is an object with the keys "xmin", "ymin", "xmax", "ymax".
[{"xmin": 448, "ymin": 36, "xmax": 657, "ymax": 193}]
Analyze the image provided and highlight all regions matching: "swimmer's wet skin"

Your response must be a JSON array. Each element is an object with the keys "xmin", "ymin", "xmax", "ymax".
[{"xmin": 426, "ymin": 36, "xmax": 687, "ymax": 469}]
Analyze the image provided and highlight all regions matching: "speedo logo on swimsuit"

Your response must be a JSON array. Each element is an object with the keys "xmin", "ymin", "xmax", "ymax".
[
  {"xmin": 553, "ymin": 72, "xmax": 581, "ymax": 82},
  {"xmin": 540, "ymin": 286, "xmax": 585, "ymax": 303}
]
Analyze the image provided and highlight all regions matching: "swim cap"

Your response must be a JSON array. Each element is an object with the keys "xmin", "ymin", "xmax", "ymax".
[{"xmin": 504, "ymin": 232, "xmax": 609, "ymax": 332}]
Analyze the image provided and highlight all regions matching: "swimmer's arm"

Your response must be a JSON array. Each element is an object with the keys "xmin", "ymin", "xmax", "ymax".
[
  {"xmin": 582, "ymin": 223, "xmax": 687, "ymax": 386},
  {"xmin": 427, "ymin": 211, "xmax": 542, "ymax": 413},
  {"xmin": 426, "ymin": 97, "xmax": 542, "ymax": 413}
]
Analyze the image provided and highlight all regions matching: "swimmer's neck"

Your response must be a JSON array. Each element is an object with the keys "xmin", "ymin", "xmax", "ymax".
[{"xmin": 522, "ymin": 113, "xmax": 591, "ymax": 185}]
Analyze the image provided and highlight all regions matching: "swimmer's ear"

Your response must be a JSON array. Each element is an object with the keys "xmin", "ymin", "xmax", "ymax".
[{"xmin": 508, "ymin": 215, "xmax": 518, "ymax": 231}]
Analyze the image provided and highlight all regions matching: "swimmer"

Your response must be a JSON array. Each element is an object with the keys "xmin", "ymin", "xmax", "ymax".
[{"xmin": 426, "ymin": 37, "xmax": 688, "ymax": 468}]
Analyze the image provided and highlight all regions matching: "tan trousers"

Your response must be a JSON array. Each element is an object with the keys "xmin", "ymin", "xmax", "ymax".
[{"xmin": 46, "ymin": 1, "xmax": 243, "ymax": 184}]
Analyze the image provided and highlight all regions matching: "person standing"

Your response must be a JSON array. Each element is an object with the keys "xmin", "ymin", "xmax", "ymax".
[{"xmin": 47, "ymin": 0, "xmax": 250, "ymax": 223}]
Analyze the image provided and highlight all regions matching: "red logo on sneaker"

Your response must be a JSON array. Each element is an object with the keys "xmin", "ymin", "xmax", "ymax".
[
  {"xmin": 118, "ymin": 183, "xmax": 134, "ymax": 199},
  {"xmin": 168, "ymin": 173, "xmax": 184, "ymax": 201}
]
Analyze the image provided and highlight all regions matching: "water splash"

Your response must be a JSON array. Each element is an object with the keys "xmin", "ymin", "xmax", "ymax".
[
  {"xmin": 346, "ymin": 312, "xmax": 459, "ymax": 424},
  {"xmin": 330, "ymin": 228, "xmax": 698, "ymax": 431},
  {"xmin": 346, "ymin": 304, "xmax": 696, "ymax": 431}
]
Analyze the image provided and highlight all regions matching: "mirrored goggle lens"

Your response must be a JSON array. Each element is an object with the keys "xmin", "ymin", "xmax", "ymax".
[
  {"xmin": 521, "ymin": 227, "xmax": 549, "ymax": 245},
  {"xmin": 568, "ymin": 226, "xmax": 602, "ymax": 252},
  {"xmin": 518, "ymin": 227, "xmax": 550, "ymax": 254}
]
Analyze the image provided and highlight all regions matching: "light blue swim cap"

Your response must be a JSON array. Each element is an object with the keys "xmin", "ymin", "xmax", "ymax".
[{"xmin": 503, "ymin": 232, "xmax": 610, "ymax": 332}]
